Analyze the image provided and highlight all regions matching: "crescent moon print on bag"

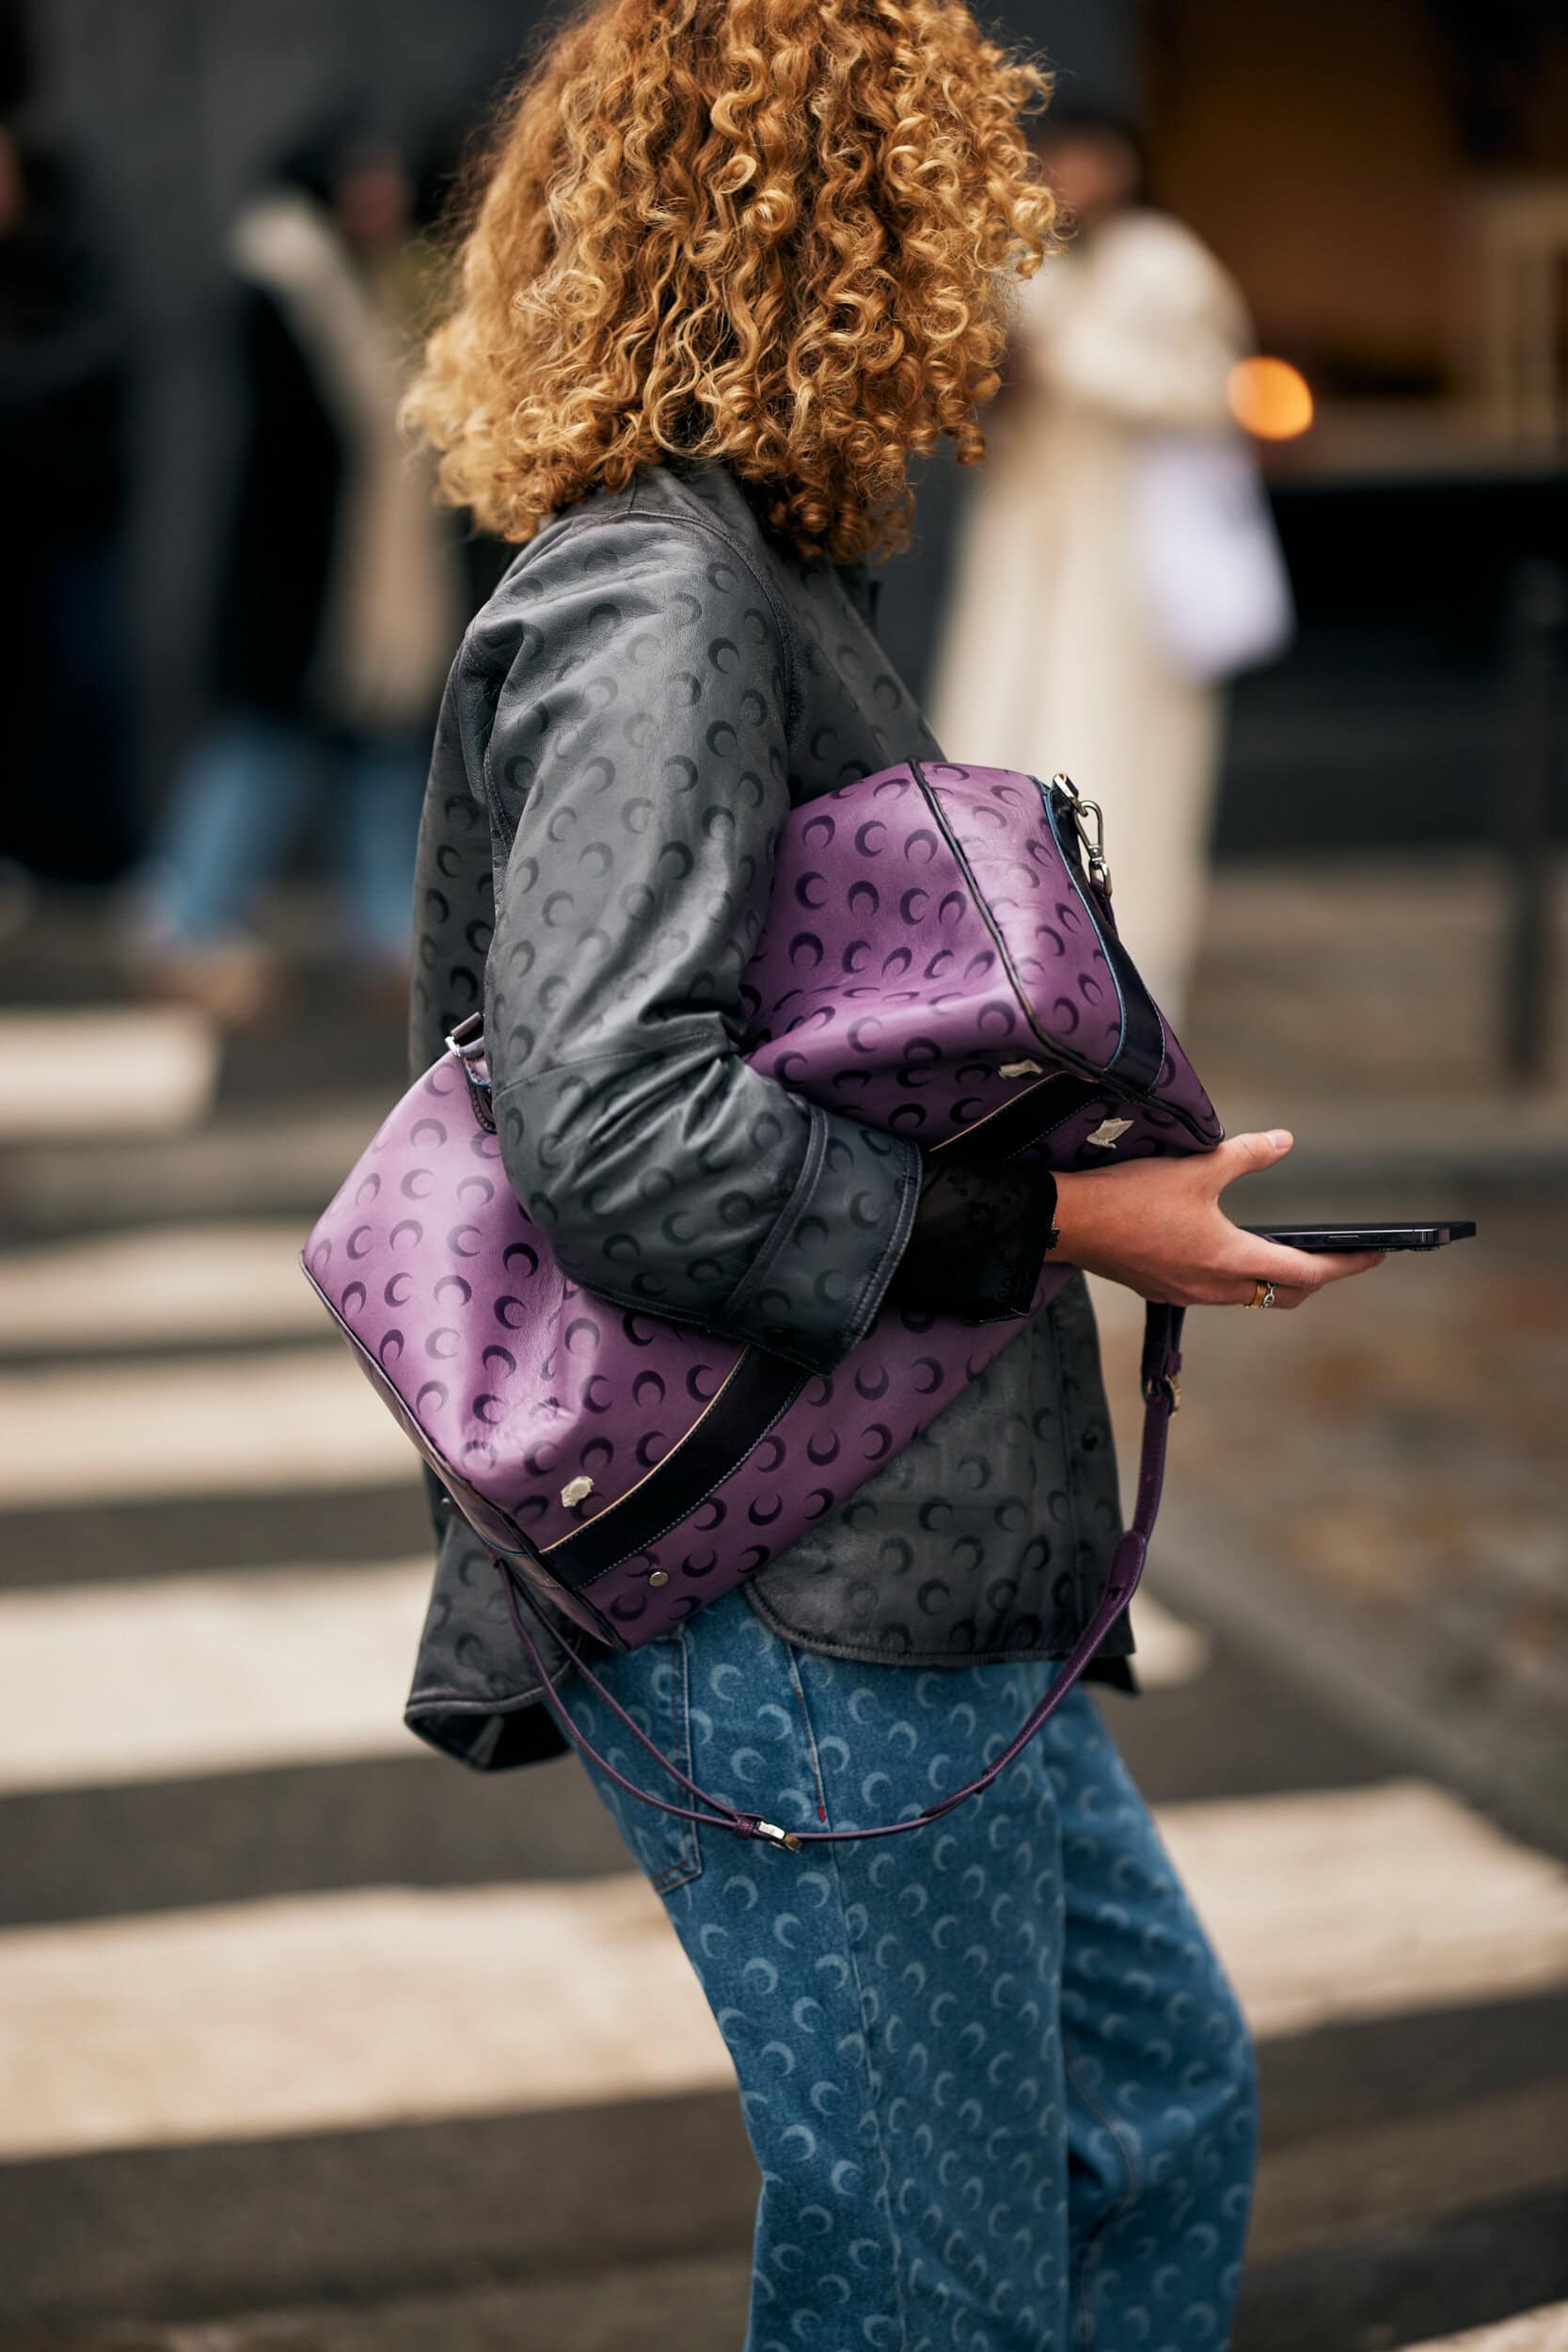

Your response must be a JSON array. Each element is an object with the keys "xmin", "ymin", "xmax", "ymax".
[{"xmin": 303, "ymin": 762, "xmax": 1219, "ymax": 1838}]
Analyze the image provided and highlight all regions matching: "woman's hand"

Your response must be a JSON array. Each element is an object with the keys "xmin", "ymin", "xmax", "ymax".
[{"xmin": 1051, "ymin": 1130, "xmax": 1383, "ymax": 1310}]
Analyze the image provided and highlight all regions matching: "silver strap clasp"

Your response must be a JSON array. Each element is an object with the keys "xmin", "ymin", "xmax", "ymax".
[
  {"xmin": 1051, "ymin": 771, "xmax": 1113, "ymax": 897},
  {"xmin": 444, "ymin": 1012, "xmax": 486, "ymax": 1062}
]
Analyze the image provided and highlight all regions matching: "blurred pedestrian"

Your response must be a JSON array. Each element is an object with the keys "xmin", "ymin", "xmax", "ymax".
[
  {"xmin": 930, "ymin": 110, "xmax": 1291, "ymax": 1024},
  {"xmin": 133, "ymin": 131, "xmax": 460, "ymax": 1023},
  {"xmin": 394, "ymin": 8, "xmax": 1393, "ymax": 2342},
  {"xmin": 0, "ymin": 113, "xmax": 133, "ymax": 891}
]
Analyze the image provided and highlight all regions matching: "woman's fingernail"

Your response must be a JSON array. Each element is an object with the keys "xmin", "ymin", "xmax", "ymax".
[{"xmin": 1269, "ymin": 1129, "xmax": 1291, "ymax": 1150}]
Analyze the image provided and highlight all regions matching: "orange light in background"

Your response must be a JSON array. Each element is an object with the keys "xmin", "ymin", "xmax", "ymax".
[{"xmin": 1227, "ymin": 357, "xmax": 1314, "ymax": 440}]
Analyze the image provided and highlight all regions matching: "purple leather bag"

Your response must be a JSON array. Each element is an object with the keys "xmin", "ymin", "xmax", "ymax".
[{"xmin": 304, "ymin": 764, "xmax": 1221, "ymax": 1845}]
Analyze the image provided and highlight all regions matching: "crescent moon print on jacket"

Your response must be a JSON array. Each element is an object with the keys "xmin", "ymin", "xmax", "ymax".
[{"xmin": 404, "ymin": 458, "xmax": 1130, "ymax": 1772}]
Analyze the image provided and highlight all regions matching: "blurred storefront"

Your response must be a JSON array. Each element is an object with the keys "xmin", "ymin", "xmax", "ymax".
[
  {"xmin": 7, "ymin": 0, "xmax": 1566, "ymax": 866},
  {"xmin": 1144, "ymin": 0, "xmax": 1568, "ymax": 853}
]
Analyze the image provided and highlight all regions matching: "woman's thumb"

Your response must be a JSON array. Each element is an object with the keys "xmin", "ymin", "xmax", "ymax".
[{"xmin": 1212, "ymin": 1129, "xmax": 1294, "ymax": 1187}]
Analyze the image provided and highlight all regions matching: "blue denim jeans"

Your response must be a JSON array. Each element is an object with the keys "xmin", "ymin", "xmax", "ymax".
[
  {"xmin": 144, "ymin": 710, "xmax": 426, "ymax": 958},
  {"xmin": 570, "ymin": 1587, "xmax": 1258, "ymax": 2352}
]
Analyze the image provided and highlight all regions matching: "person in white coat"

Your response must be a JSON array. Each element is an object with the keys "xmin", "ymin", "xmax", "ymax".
[{"xmin": 929, "ymin": 113, "xmax": 1291, "ymax": 1025}]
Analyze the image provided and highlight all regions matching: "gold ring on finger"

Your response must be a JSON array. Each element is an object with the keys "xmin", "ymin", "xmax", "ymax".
[{"xmin": 1244, "ymin": 1279, "xmax": 1275, "ymax": 1310}]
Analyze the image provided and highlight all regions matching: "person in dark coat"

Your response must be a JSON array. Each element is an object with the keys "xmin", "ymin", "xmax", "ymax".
[
  {"xmin": 134, "ymin": 134, "xmax": 460, "ymax": 1020},
  {"xmin": 0, "ymin": 116, "xmax": 132, "ymax": 885}
]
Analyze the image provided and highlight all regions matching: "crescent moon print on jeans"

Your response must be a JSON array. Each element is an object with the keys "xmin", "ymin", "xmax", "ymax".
[{"xmin": 565, "ymin": 1591, "xmax": 1257, "ymax": 2352}]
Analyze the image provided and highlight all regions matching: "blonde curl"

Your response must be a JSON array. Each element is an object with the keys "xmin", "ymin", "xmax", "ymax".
[{"xmin": 406, "ymin": 0, "xmax": 1057, "ymax": 563}]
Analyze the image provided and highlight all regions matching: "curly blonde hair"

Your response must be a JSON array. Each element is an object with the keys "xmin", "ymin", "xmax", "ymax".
[{"xmin": 407, "ymin": 0, "xmax": 1055, "ymax": 563}]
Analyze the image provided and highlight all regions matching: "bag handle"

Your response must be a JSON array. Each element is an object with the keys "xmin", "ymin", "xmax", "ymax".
[{"xmin": 499, "ymin": 1303, "xmax": 1184, "ymax": 1850}]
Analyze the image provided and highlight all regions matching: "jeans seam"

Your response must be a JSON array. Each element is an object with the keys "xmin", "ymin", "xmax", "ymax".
[
  {"xmin": 649, "ymin": 1629, "xmax": 703, "ymax": 1895},
  {"xmin": 785, "ymin": 1648, "xmax": 831, "ymax": 1829},
  {"xmin": 790, "ymin": 1648, "xmax": 911, "ymax": 2352},
  {"xmin": 1063, "ymin": 2030, "xmax": 1144, "ymax": 2348},
  {"xmin": 1046, "ymin": 1294, "xmax": 1088, "ymax": 1627}
]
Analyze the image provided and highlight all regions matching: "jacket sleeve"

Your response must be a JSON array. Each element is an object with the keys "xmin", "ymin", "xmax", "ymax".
[{"xmin": 483, "ymin": 515, "xmax": 923, "ymax": 1376}]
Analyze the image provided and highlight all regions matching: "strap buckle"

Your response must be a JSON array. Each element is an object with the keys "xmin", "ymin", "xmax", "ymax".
[
  {"xmin": 1051, "ymin": 771, "xmax": 1113, "ymax": 897},
  {"xmin": 1141, "ymin": 1370, "xmax": 1181, "ymax": 1412},
  {"xmin": 444, "ymin": 1014, "xmax": 496, "ymax": 1133},
  {"xmin": 746, "ymin": 1818, "xmax": 803, "ymax": 1851},
  {"xmin": 444, "ymin": 1013, "xmax": 485, "ymax": 1061}
]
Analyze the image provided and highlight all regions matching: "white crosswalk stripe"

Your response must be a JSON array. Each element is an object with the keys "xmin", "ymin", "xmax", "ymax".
[
  {"xmin": 1127, "ymin": 1590, "xmax": 1212, "ymax": 1684},
  {"xmin": 2, "ymin": 1778, "xmax": 1565, "ymax": 2161},
  {"xmin": 1156, "ymin": 1779, "xmax": 1568, "ymax": 2036},
  {"xmin": 0, "ymin": 1008, "xmax": 218, "ymax": 1142},
  {"xmin": 0, "ymin": 1560, "xmax": 432, "ymax": 1789},
  {"xmin": 0, "ymin": 1344, "xmax": 415, "ymax": 1506},
  {"xmin": 0, "ymin": 1221, "xmax": 324, "ymax": 1353},
  {"xmin": 0, "ymin": 1563, "xmax": 1206, "ymax": 1796},
  {"xmin": 1401, "ymin": 2307, "xmax": 1568, "ymax": 2352},
  {"xmin": 0, "ymin": 1878, "xmax": 726, "ymax": 2161}
]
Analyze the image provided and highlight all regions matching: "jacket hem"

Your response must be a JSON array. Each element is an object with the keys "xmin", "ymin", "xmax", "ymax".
[{"xmin": 740, "ymin": 1575, "xmax": 1138, "ymax": 1674}]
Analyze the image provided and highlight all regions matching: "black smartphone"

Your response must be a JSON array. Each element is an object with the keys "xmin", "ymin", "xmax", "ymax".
[{"xmin": 1242, "ymin": 1221, "xmax": 1477, "ymax": 1253}]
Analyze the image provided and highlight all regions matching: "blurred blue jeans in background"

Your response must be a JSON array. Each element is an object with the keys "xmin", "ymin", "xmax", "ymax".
[{"xmin": 140, "ymin": 709, "xmax": 427, "ymax": 966}]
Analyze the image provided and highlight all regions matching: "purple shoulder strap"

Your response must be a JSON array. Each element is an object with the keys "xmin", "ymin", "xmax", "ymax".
[{"xmin": 499, "ymin": 1303, "xmax": 1185, "ymax": 1850}]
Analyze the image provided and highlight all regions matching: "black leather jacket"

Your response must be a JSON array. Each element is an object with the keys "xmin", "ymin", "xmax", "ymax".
[{"xmin": 404, "ymin": 459, "xmax": 1132, "ymax": 1771}]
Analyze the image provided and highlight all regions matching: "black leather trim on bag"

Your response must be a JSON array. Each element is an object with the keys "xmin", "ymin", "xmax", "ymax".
[
  {"xmin": 545, "ymin": 1346, "xmax": 810, "ymax": 1604},
  {"xmin": 929, "ymin": 1070, "xmax": 1104, "ymax": 1164},
  {"xmin": 1037, "ymin": 777, "xmax": 1167, "ymax": 1094},
  {"xmin": 911, "ymin": 763, "xmax": 1214, "ymax": 1139}
]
